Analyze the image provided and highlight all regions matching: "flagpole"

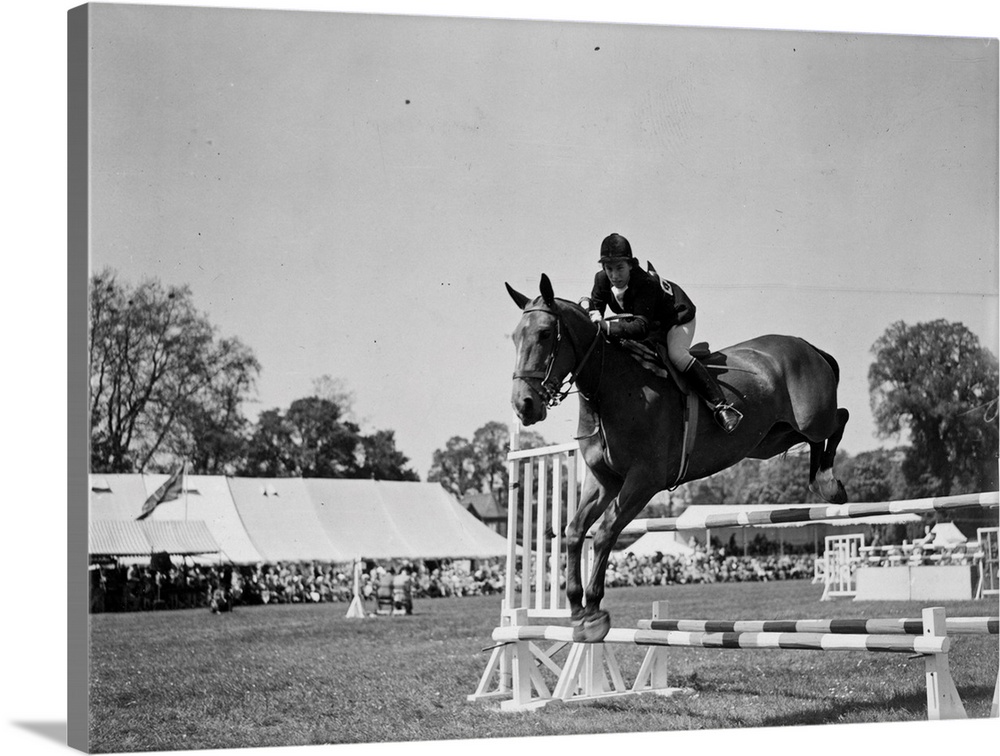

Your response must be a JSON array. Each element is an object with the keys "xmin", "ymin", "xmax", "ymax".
[{"xmin": 183, "ymin": 461, "xmax": 188, "ymax": 521}]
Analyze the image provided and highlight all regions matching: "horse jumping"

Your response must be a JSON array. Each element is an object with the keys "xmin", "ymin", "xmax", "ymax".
[{"xmin": 506, "ymin": 274, "xmax": 850, "ymax": 642}]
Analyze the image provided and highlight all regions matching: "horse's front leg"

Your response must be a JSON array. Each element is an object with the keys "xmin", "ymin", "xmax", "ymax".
[
  {"xmin": 564, "ymin": 471, "xmax": 618, "ymax": 632},
  {"xmin": 576, "ymin": 471, "xmax": 663, "ymax": 643}
]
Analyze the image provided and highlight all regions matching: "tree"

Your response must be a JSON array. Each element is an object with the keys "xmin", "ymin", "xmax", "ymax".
[
  {"xmin": 741, "ymin": 451, "xmax": 812, "ymax": 504},
  {"xmin": 241, "ymin": 408, "xmax": 296, "ymax": 477},
  {"xmin": 427, "ymin": 422, "xmax": 548, "ymax": 496},
  {"xmin": 240, "ymin": 394, "xmax": 419, "ymax": 480},
  {"xmin": 242, "ymin": 397, "xmax": 361, "ymax": 478},
  {"xmin": 357, "ymin": 430, "xmax": 420, "ymax": 481},
  {"xmin": 869, "ymin": 320, "xmax": 999, "ymax": 497},
  {"xmin": 842, "ymin": 448, "xmax": 905, "ymax": 502},
  {"xmin": 472, "ymin": 421, "xmax": 514, "ymax": 494},
  {"xmin": 427, "ymin": 436, "xmax": 479, "ymax": 497},
  {"xmin": 312, "ymin": 375, "xmax": 359, "ymax": 423},
  {"xmin": 686, "ymin": 460, "xmax": 764, "ymax": 506},
  {"xmin": 89, "ymin": 269, "xmax": 260, "ymax": 473},
  {"xmin": 685, "ymin": 447, "xmax": 825, "ymax": 507}
]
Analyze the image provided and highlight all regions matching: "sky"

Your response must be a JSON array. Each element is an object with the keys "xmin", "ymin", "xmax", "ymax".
[
  {"xmin": 3, "ymin": 3, "xmax": 998, "ymax": 756},
  {"xmin": 86, "ymin": 2, "xmax": 999, "ymax": 479}
]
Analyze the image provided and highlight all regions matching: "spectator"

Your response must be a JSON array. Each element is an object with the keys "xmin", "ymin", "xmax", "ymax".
[{"xmin": 392, "ymin": 565, "xmax": 414, "ymax": 615}]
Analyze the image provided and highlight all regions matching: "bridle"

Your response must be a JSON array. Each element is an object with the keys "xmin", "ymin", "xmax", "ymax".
[{"xmin": 512, "ymin": 303, "xmax": 603, "ymax": 408}]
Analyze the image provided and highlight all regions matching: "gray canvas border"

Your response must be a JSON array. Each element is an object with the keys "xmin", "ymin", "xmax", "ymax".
[{"xmin": 68, "ymin": 3, "xmax": 90, "ymax": 752}]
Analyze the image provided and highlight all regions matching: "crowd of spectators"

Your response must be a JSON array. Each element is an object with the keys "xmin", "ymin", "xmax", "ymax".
[
  {"xmin": 89, "ymin": 541, "xmax": 816, "ymax": 613},
  {"xmin": 605, "ymin": 545, "xmax": 816, "ymax": 587},
  {"xmin": 88, "ymin": 558, "xmax": 509, "ymax": 613}
]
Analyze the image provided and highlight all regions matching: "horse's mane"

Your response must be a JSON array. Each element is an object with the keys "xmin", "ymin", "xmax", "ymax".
[{"xmin": 548, "ymin": 296, "xmax": 587, "ymax": 316}]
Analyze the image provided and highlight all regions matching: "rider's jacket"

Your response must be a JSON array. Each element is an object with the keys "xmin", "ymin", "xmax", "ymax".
[{"xmin": 588, "ymin": 266, "xmax": 696, "ymax": 341}]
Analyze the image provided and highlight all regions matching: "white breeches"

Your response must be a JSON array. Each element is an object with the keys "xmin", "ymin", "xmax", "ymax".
[{"xmin": 666, "ymin": 318, "xmax": 697, "ymax": 372}]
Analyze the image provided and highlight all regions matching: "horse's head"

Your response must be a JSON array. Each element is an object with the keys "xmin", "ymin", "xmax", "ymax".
[{"xmin": 505, "ymin": 274, "xmax": 594, "ymax": 426}]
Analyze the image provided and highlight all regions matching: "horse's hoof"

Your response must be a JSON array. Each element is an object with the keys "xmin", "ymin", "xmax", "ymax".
[
  {"xmin": 572, "ymin": 610, "xmax": 611, "ymax": 643},
  {"xmin": 810, "ymin": 477, "xmax": 848, "ymax": 505}
]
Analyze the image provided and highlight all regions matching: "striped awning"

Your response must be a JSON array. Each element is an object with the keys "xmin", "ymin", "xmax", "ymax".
[
  {"xmin": 89, "ymin": 520, "xmax": 151, "ymax": 556},
  {"xmin": 142, "ymin": 520, "xmax": 219, "ymax": 554},
  {"xmin": 89, "ymin": 520, "xmax": 220, "ymax": 557}
]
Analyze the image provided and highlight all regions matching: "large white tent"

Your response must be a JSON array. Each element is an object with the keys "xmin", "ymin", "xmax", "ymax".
[{"xmin": 88, "ymin": 474, "xmax": 509, "ymax": 563}]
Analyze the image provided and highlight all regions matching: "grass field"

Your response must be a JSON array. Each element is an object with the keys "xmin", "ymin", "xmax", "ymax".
[{"xmin": 87, "ymin": 580, "xmax": 999, "ymax": 753}]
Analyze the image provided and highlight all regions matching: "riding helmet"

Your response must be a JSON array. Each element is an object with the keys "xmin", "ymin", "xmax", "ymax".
[{"xmin": 599, "ymin": 233, "xmax": 633, "ymax": 264}]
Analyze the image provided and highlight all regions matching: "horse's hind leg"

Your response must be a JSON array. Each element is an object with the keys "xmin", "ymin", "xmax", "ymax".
[{"xmin": 808, "ymin": 407, "xmax": 849, "ymax": 504}]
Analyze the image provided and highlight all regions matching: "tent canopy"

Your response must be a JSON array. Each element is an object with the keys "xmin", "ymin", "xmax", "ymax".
[
  {"xmin": 928, "ymin": 521, "xmax": 968, "ymax": 546},
  {"xmin": 89, "ymin": 474, "xmax": 509, "ymax": 563},
  {"xmin": 307, "ymin": 479, "xmax": 509, "ymax": 560}
]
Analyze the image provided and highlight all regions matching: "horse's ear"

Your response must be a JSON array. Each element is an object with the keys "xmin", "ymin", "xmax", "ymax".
[
  {"xmin": 646, "ymin": 260, "xmax": 658, "ymax": 276},
  {"xmin": 505, "ymin": 282, "xmax": 530, "ymax": 310},
  {"xmin": 539, "ymin": 274, "xmax": 555, "ymax": 307}
]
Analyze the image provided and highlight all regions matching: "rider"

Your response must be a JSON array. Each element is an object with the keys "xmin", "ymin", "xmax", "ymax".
[{"xmin": 581, "ymin": 232, "xmax": 742, "ymax": 434}]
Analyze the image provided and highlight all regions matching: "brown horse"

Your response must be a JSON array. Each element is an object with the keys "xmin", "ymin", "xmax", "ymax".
[{"xmin": 506, "ymin": 274, "xmax": 849, "ymax": 642}]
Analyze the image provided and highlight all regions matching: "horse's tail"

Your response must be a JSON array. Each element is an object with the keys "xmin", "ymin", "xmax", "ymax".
[{"xmin": 804, "ymin": 340, "xmax": 840, "ymax": 384}]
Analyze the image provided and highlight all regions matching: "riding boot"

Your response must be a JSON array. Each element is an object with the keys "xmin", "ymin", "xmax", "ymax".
[{"xmin": 683, "ymin": 360, "xmax": 743, "ymax": 434}]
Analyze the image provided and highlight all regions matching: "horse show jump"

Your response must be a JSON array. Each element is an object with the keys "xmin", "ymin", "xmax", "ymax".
[
  {"xmin": 468, "ymin": 438, "xmax": 1000, "ymax": 718},
  {"xmin": 472, "ymin": 275, "xmax": 999, "ymax": 720}
]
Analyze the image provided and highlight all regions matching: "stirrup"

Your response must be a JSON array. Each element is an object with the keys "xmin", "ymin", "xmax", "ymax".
[{"xmin": 714, "ymin": 404, "xmax": 743, "ymax": 434}]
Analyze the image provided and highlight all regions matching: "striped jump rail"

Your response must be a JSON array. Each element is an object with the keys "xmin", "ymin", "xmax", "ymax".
[
  {"xmin": 638, "ymin": 617, "xmax": 999, "ymax": 636},
  {"xmin": 620, "ymin": 490, "xmax": 1000, "ymax": 534},
  {"xmin": 492, "ymin": 624, "xmax": 950, "ymax": 655}
]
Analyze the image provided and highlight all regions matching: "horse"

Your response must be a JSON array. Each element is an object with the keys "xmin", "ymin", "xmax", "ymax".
[{"xmin": 506, "ymin": 274, "xmax": 849, "ymax": 643}]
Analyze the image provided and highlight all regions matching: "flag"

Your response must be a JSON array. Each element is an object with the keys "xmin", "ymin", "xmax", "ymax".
[{"xmin": 137, "ymin": 463, "xmax": 185, "ymax": 520}]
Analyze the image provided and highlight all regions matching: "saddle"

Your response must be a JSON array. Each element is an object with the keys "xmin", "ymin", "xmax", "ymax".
[
  {"xmin": 580, "ymin": 339, "xmax": 715, "ymax": 488},
  {"xmin": 618, "ymin": 338, "xmax": 712, "ymax": 390}
]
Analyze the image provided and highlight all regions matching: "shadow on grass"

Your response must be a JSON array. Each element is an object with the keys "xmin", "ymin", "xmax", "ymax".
[
  {"xmin": 12, "ymin": 721, "xmax": 67, "ymax": 745},
  {"xmin": 755, "ymin": 682, "xmax": 998, "ymax": 728}
]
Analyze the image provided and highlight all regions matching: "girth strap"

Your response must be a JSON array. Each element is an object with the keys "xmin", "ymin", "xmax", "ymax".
[{"xmin": 671, "ymin": 393, "xmax": 700, "ymax": 490}]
